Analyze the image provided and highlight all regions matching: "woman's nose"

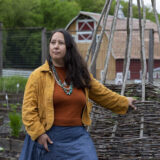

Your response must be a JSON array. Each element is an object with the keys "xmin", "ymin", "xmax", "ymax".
[{"xmin": 54, "ymin": 42, "xmax": 59, "ymax": 48}]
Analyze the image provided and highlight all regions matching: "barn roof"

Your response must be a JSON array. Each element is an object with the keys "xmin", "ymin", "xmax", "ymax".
[{"xmin": 66, "ymin": 11, "xmax": 160, "ymax": 59}]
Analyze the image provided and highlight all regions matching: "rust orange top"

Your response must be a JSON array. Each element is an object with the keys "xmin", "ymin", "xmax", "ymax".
[{"xmin": 53, "ymin": 67, "xmax": 86, "ymax": 126}]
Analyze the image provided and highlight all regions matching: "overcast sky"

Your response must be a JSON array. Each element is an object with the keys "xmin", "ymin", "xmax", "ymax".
[{"xmin": 124, "ymin": 0, "xmax": 160, "ymax": 13}]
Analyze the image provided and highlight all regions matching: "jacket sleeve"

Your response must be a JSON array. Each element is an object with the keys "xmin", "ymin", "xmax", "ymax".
[
  {"xmin": 88, "ymin": 74, "xmax": 129, "ymax": 114},
  {"xmin": 22, "ymin": 72, "xmax": 45, "ymax": 140}
]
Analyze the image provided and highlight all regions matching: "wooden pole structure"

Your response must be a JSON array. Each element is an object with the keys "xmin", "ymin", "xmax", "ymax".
[
  {"xmin": 148, "ymin": 29, "xmax": 154, "ymax": 84},
  {"xmin": 0, "ymin": 22, "xmax": 3, "ymax": 77},
  {"xmin": 89, "ymin": 0, "xmax": 113, "ymax": 75},
  {"xmin": 137, "ymin": 0, "xmax": 147, "ymax": 101},
  {"xmin": 85, "ymin": 0, "xmax": 110, "ymax": 63},
  {"xmin": 87, "ymin": 0, "xmax": 112, "ymax": 132},
  {"xmin": 151, "ymin": 0, "xmax": 160, "ymax": 41},
  {"xmin": 101, "ymin": 0, "xmax": 120, "ymax": 84},
  {"xmin": 91, "ymin": 37, "xmax": 97, "ymax": 78},
  {"xmin": 137, "ymin": 0, "xmax": 146, "ymax": 139},
  {"xmin": 121, "ymin": 0, "xmax": 133, "ymax": 95},
  {"xmin": 41, "ymin": 28, "xmax": 47, "ymax": 64}
]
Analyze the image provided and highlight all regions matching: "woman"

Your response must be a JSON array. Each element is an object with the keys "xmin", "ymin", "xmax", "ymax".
[{"xmin": 19, "ymin": 29, "xmax": 136, "ymax": 160}]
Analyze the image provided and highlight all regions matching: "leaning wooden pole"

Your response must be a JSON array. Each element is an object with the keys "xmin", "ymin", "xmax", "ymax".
[
  {"xmin": 85, "ymin": 0, "xmax": 110, "ymax": 62},
  {"xmin": 121, "ymin": 0, "xmax": 133, "ymax": 95},
  {"xmin": 122, "ymin": 3, "xmax": 131, "ymax": 79},
  {"xmin": 137, "ymin": 0, "xmax": 147, "ymax": 140},
  {"xmin": 138, "ymin": 0, "xmax": 147, "ymax": 101},
  {"xmin": 101, "ymin": 0, "xmax": 121, "ymax": 84},
  {"xmin": 151, "ymin": 0, "xmax": 160, "ymax": 41},
  {"xmin": 87, "ymin": 0, "xmax": 112, "ymax": 132},
  {"xmin": 110, "ymin": 0, "xmax": 126, "ymax": 140},
  {"xmin": 89, "ymin": 0, "xmax": 113, "ymax": 74},
  {"xmin": 0, "ymin": 23, "xmax": 3, "ymax": 77}
]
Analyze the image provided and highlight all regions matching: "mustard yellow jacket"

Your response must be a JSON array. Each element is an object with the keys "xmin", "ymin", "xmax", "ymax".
[{"xmin": 22, "ymin": 61, "xmax": 129, "ymax": 140}]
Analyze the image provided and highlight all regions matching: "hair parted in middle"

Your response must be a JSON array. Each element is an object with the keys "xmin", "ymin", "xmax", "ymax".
[{"xmin": 48, "ymin": 28, "xmax": 91, "ymax": 89}]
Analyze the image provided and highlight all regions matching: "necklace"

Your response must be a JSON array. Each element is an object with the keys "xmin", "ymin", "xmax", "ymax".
[{"xmin": 52, "ymin": 65, "xmax": 73, "ymax": 95}]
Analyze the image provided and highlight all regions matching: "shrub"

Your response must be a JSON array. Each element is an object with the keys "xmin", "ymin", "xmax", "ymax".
[{"xmin": 8, "ymin": 111, "xmax": 22, "ymax": 138}]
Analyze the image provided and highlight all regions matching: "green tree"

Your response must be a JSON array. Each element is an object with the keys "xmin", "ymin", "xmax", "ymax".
[
  {"xmin": 0, "ymin": 0, "xmax": 159, "ymax": 29},
  {"xmin": 109, "ymin": 0, "xmax": 116, "ymax": 15},
  {"xmin": 120, "ymin": 0, "xmax": 158, "ymax": 22},
  {"xmin": 38, "ymin": 0, "xmax": 80, "ymax": 30},
  {"xmin": 0, "ymin": 0, "xmax": 42, "ymax": 28},
  {"xmin": 108, "ymin": 0, "xmax": 159, "ymax": 22},
  {"xmin": 75, "ymin": 0, "xmax": 105, "ymax": 13}
]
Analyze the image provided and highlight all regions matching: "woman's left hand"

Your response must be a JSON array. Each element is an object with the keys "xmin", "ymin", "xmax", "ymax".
[{"xmin": 126, "ymin": 97, "xmax": 137, "ymax": 110}]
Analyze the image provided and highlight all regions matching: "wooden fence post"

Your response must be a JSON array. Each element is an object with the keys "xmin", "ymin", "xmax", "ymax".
[
  {"xmin": 0, "ymin": 22, "xmax": 3, "ymax": 77},
  {"xmin": 148, "ymin": 29, "xmax": 154, "ymax": 84},
  {"xmin": 41, "ymin": 28, "xmax": 47, "ymax": 64}
]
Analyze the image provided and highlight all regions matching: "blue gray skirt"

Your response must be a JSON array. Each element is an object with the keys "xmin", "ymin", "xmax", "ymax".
[{"xmin": 19, "ymin": 126, "xmax": 98, "ymax": 160}]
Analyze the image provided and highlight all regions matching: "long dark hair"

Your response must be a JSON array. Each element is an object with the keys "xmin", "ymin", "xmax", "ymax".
[{"xmin": 47, "ymin": 29, "xmax": 91, "ymax": 89}]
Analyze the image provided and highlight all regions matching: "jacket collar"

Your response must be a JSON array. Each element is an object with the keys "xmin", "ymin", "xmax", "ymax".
[{"xmin": 40, "ymin": 60, "xmax": 51, "ymax": 72}]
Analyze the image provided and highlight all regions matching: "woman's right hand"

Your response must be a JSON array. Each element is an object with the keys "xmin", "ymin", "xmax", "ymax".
[{"xmin": 37, "ymin": 133, "xmax": 53, "ymax": 152}]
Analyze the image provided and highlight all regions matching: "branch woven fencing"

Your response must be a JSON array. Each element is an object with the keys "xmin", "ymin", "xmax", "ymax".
[{"xmin": 89, "ymin": 84, "xmax": 160, "ymax": 160}]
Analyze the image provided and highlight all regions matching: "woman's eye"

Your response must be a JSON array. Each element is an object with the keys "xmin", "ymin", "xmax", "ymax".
[
  {"xmin": 59, "ymin": 41, "xmax": 65, "ymax": 45},
  {"xmin": 51, "ymin": 41, "xmax": 56, "ymax": 44}
]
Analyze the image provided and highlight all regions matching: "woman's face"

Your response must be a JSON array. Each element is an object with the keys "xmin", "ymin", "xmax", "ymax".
[{"xmin": 49, "ymin": 32, "xmax": 66, "ymax": 66}]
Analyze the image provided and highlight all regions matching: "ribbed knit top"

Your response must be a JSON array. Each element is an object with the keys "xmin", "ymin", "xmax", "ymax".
[{"xmin": 53, "ymin": 67, "xmax": 86, "ymax": 126}]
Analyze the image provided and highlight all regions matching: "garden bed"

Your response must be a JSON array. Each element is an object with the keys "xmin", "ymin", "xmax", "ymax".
[
  {"xmin": 0, "ymin": 132, "xmax": 25, "ymax": 160},
  {"xmin": 0, "ymin": 93, "xmax": 23, "ymax": 108}
]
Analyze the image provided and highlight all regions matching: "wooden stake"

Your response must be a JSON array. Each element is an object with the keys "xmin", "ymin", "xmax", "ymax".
[
  {"xmin": 121, "ymin": 0, "xmax": 133, "ymax": 95},
  {"xmin": 101, "ymin": 0, "xmax": 121, "ymax": 84}
]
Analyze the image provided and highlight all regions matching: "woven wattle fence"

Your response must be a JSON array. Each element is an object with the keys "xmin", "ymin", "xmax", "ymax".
[{"xmin": 89, "ymin": 84, "xmax": 160, "ymax": 160}]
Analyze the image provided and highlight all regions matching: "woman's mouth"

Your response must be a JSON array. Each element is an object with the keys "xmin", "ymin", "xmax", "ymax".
[{"xmin": 53, "ymin": 51, "xmax": 60, "ymax": 55}]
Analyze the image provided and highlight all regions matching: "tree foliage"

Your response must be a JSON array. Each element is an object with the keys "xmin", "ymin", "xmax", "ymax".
[
  {"xmin": 0, "ymin": 0, "xmax": 159, "ymax": 29},
  {"xmin": 0, "ymin": 0, "xmax": 42, "ymax": 28},
  {"xmin": 109, "ymin": 0, "xmax": 159, "ymax": 23},
  {"xmin": 75, "ymin": 0, "xmax": 105, "ymax": 13},
  {"xmin": 38, "ymin": 0, "xmax": 80, "ymax": 30},
  {"xmin": 0, "ymin": 0, "xmax": 80, "ymax": 29},
  {"xmin": 0, "ymin": 0, "xmax": 81, "ymax": 68},
  {"xmin": 120, "ymin": 0, "xmax": 156, "ymax": 22}
]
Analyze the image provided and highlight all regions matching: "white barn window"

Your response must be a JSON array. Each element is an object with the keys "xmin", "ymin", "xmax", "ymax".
[{"xmin": 76, "ymin": 19, "xmax": 95, "ymax": 42}]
